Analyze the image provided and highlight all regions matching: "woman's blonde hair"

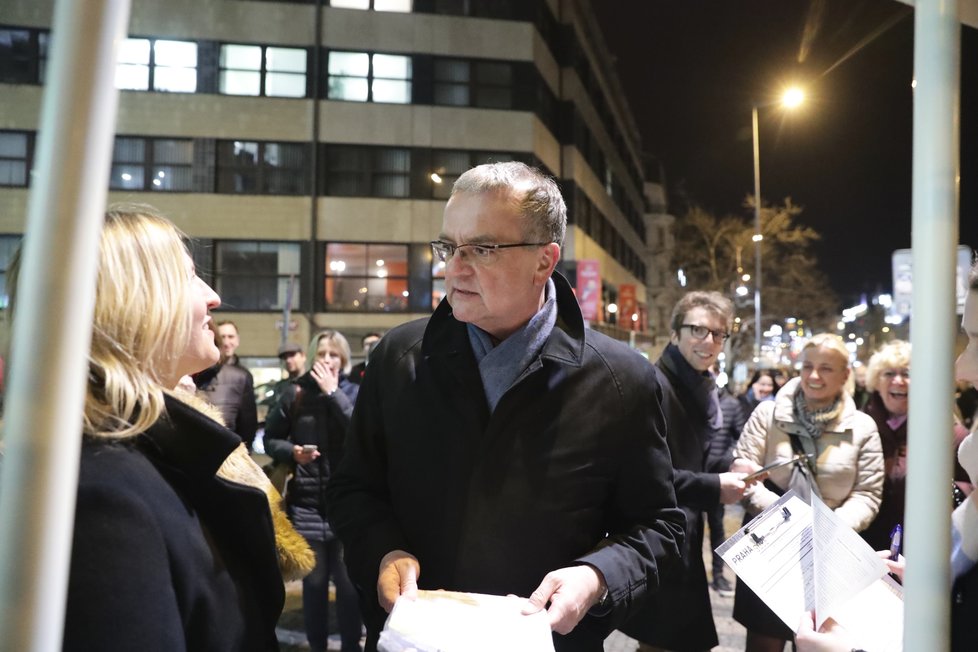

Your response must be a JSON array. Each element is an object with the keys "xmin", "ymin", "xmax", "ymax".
[
  {"xmin": 866, "ymin": 340, "xmax": 911, "ymax": 393},
  {"xmin": 801, "ymin": 333, "xmax": 855, "ymax": 396},
  {"xmin": 9, "ymin": 204, "xmax": 194, "ymax": 438},
  {"xmin": 307, "ymin": 329, "xmax": 352, "ymax": 375}
]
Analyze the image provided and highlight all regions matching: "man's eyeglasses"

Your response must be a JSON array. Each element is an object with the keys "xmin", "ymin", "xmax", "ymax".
[
  {"xmin": 430, "ymin": 240, "xmax": 551, "ymax": 266},
  {"xmin": 881, "ymin": 368, "xmax": 910, "ymax": 381},
  {"xmin": 681, "ymin": 323, "xmax": 730, "ymax": 343}
]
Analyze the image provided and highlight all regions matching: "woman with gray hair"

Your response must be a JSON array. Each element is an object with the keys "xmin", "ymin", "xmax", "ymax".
[
  {"xmin": 860, "ymin": 340, "xmax": 973, "ymax": 551},
  {"xmin": 264, "ymin": 329, "xmax": 362, "ymax": 652}
]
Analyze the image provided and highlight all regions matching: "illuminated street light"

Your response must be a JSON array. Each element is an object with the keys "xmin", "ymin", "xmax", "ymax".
[
  {"xmin": 782, "ymin": 87, "xmax": 805, "ymax": 108},
  {"xmin": 751, "ymin": 85, "xmax": 805, "ymax": 362}
]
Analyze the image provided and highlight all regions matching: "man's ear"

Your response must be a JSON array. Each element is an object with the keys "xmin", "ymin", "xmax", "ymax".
[{"xmin": 534, "ymin": 243, "xmax": 560, "ymax": 283}]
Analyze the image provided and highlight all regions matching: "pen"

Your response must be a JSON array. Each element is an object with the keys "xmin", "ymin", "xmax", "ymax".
[{"xmin": 889, "ymin": 524, "xmax": 902, "ymax": 561}]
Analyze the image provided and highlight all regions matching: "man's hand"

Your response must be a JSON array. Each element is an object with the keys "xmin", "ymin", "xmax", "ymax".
[
  {"xmin": 795, "ymin": 612, "xmax": 852, "ymax": 652},
  {"xmin": 718, "ymin": 472, "xmax": 748, "ymax": 504},
  {"xmin": 521, "ymin": 565, "xmax": 606, "ymax": 635},
  {"xmin": 877, "ymin": 549, "xmax": 905, "ymax": 582},
  {"xmin": 730, "ymin": 457, "xmax": 762, "ymax": 475},
  {"xmin": 377, "ymin": 550, "xmax": 420, "ymax": 613}
]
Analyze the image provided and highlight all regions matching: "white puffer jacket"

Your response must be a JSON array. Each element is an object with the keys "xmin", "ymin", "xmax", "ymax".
[{"xmin": 735, "ymin": 377, "xmax": 884, "ymax": 532}]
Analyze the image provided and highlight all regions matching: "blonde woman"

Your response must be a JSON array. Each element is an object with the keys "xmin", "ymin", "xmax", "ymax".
[
  {"xmin": 732, "ymin": 333, "xmax": 884, "ymax": 652},
  {"xmin": 7, "ymin": 205, "xmax": 312, "ymax": 651},
  {"xmin": 264, "ymin": 329, "xmax": 362, "ymax": 652}
]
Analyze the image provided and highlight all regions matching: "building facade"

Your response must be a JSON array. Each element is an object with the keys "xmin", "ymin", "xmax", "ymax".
[{"xmin": 0, "ymin": 0, "xmax": 668, "ymax": 372}]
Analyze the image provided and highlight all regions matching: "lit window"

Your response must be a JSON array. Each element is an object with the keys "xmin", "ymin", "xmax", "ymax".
[
  {"xmin": 330, "ymin": 0, "xmax": 411, "ymax": 10},
  {"xmin": 327, "ymin": 51, "xmax": 411, "ymax": 104},
  {"xmin": 115, "ymin": 38, "xmax": 197, "ymax": 93},
  {"xmin": 324, "ymin": 242, "xmax": 410, "ymax": 312},
  {"xmin": 219, "ymin": 44, "xmax": 307, "ymax": 98}
]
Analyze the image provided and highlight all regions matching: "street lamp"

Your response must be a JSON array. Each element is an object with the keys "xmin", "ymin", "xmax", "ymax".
[{"xmin": 751, "ymin": 86, "xmax": 804, "ymax": 363}]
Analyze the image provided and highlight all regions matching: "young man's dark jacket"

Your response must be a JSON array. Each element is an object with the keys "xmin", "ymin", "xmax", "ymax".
[
  {"xmin": 326, "ymin": 271, "xmax": 685, "ymax": 652},
  {"xmin": 621, "ymin": 343, "xmax": 729, "ymax": 651}
]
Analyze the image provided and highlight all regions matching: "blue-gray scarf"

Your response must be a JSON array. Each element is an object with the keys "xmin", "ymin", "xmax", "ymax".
[{"xmin": 466, "ymin": 278, "xmax": 557, "ymax": 413}]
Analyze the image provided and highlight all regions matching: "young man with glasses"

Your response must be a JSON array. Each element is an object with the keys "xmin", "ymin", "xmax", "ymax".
[
  {"xmin": 622, "ymin": 291, "xmax": 761, "ymax": 652},
  {"xmin": 327, "ymin": 161, "xmax": 685, "ymax": 652}
]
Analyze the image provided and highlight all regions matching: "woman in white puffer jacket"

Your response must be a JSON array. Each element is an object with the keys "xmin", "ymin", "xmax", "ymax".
[{"xmin": 732, "ymin": 333, "xmax": 884, "ymax": 652}]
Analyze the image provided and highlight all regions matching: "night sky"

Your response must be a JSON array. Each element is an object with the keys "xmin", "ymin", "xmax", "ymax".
[{"xmin": 593, "ymin": 0, "xmax": 978, "ymax": 305}]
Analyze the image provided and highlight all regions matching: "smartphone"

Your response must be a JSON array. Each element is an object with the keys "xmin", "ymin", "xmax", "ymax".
[
  {"xmin": 743, "ymin": 455, "xmax": 803, "ymax": 483},
  {"xmin": 301, "ymin": 444, "xmax": 319, "ymax": 453}
]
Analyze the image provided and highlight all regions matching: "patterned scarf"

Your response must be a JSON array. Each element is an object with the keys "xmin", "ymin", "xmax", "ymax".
[
  {"xmin": 791, "ymin": 386, "xmax": 845, "ymax": 439},
  {"xmin": 466, "ymin": 278, "xmax": 557, "ymax": 413}
]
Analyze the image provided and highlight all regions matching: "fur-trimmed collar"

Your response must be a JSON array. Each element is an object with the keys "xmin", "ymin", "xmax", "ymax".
[{"xmin": 169, "ymin": 389, "xmax": 315, "ymax": 582}]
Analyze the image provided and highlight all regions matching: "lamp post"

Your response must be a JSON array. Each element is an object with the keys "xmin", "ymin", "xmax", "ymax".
[{"xmin": 750, "ymin": 87, "xmax": 804, "ymax": 364}]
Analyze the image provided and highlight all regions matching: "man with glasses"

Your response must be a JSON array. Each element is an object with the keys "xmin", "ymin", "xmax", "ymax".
[
  {"xmin": 327, "ymin": 161, "xmax": 685, "ymax": 652},
  {"xmin": 622, "ymin": 291, "xmax": 760, "ymax": 652}
]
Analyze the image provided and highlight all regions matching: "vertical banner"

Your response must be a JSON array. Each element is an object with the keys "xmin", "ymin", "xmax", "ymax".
[
  {"xmin": 619, "ymin": 284, "xmax": 637, "ymax": 330},
  {"xmin": 576, "ymin": 260, "xmax": 601, "ymax": 322}
]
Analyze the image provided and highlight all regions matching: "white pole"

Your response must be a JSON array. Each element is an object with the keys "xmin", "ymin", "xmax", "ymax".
[
  {"xmin": 0, "ymin": 0, "xmax": 131, "ymax": 649},
  {"xmin": 905, "ymin": 0, "xmax": 959, "ymax": 650},
  {"xmin": 751, "ymin": 105, "xmax": 762, "ymax": 364}
]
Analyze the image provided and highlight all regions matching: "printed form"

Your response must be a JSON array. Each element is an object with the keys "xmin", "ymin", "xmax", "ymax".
[{"xmin": 717, "ymin": 490, "xmax": 903, "ymax": 651}]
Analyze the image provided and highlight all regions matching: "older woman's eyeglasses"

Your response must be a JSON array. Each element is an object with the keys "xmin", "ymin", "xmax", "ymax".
[
  {"xmin": 881, "ymin": 368, "xmax": 910, "ymax": 380},
  {"xmin": 430, "ymin": 240, "xmax": 551, "ymax": 266},
  {"xmin": 681, "ymin": 324, "xmax": 730, "ymax": 343}
]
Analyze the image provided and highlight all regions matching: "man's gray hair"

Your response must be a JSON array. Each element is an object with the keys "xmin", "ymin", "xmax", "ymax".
[{"xmin": 451, "ymin": 161, "xmax": 566, "ymax": 248}]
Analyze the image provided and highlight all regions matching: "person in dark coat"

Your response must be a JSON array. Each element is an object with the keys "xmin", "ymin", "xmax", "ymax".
[
  {"xmin": 194, "ymin": 324, "xmax": 258, "ymax": 449},
  {"xmin": 348, "ymin": 332, "xmax": 381, "ymax": 385},
  {"xmin": 27, "ymin": 205, "xmax": 293, "ymax": 651},
  {"xmin": 621, "ymin": 291, "xmax": 759, "ymax": 651},
  {"xmin": 265, "ymin": 329, "xmax": 362, "ymax": 652},
  {"xmin": 738, "ymin": 368, "xmax": 779, "ymax": 418},
  {"xmin": 325, "ymin": 162, "xmax": 685, "ymax": 652},
  {"xmin": 706, "ymin": 384, "xmax": 747, "ymax": 595}
]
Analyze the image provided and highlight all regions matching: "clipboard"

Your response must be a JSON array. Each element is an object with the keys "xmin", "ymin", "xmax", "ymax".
[{"xmin": 743, "ymin": 453, "xmax": 809, "ymax": 483}]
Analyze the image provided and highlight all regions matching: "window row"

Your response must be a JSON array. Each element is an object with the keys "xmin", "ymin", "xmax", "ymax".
[
  {"xmin": 566, "ymin": 185, "xmax": 647, "ymax": 282},
  {"xmin": 1, "ymin": 131, "xmax": 533, "ymax": 199},
  {"xmin": 0, "ymin": 132, "xmax": 642, "ymax": 280},
  {"xmin": 191, "ymin": 240, "xmax": 439, "ymax": 313},
  {"xmin": 1, "ymin": 27, "xmax": 542, "ymax": 112}
]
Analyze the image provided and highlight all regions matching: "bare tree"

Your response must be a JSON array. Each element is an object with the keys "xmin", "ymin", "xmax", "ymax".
[{"xmin": 672, "ymin": 196, "xmax": 839, "ymax": 364}]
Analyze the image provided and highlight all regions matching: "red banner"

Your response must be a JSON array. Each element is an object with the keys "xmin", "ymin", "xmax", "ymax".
[
  {"xmin": 619, "ymin": 284, "xmax": 637, "ymax": 330},
  {"xmin": 576, "ymin": 260, "xmax": 601, "ymax": 322}
]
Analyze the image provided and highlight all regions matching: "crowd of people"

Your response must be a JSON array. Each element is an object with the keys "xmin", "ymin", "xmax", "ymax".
[{"xmin": 16, "ymin": 162, "xmax": 977, "ymax": 651}]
